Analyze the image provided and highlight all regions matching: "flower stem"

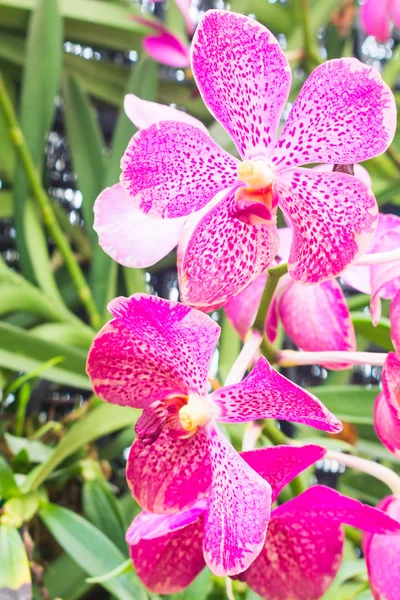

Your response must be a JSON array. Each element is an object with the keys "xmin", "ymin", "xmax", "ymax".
[
  {"xmin": 326, "ymin": 450, "xmax": 400, "ymax": 497},
  {"xmin": 224, "ymin": 330, "xmax": 262, "ymax": 385},
  {"xmin": 356, "ymin": 247, "xmax": 400, "ymax": 266},
  {"xmin": 278, "ymin": 350, "xmax": 387, "ymax": 368},
  {"xmin": 0, "ymin": 73, "xmax": 102, "ymax": 330}
]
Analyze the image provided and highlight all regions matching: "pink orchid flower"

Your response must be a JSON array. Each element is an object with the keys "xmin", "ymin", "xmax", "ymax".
[
  {"xmin": 132, "ymin": 15, "xmax": 190, "ymax": 68},
  {"xmin": 374, "ymin": 290, "xmax": 400, "ymax": 456},
  {"xmin": 343, "ymin": 213, "xmax": 400, "ymax": 325},
  {"xmin": 86, "ymin": 293, "xmax": 341, "ymax": 574},
  {"xmin": 361, "ymin": 0, "xmax": 400, "ymax": 43},
  {"xmin": 364, "ymin": 495, "xmax": 400, "ymax": 600},
  {"xmin": 126, "ymin": 444, "xmax": 400, "ymax": 597},
  {"xmin": 119, "ymin": 9, "xmax": 395, "ymax": 307}
]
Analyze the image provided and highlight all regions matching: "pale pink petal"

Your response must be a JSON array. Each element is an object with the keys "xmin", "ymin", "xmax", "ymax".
[
  {"xmin": 275, "ymin": 168, "xmax": 378, "ymax": 284},
  {"xmin": 180, "ymin": 189, "xmax": 280, "ymax": 307},
  {"xmin": 374, "ymin": 353, "xmax": 400, "ymax": 455},
  {"xmin": 341, "ymin": 263, "xmax": 372, "ymax": 294},
  {"xmin": 124, "ymin": 94, "xmax": 208, "ymax": 132},
  {"xmin": 210, "ymin": 356, "xmax": 342, "ymax": 433},
  {"xmin": 191, "ymin": 10, "xmax": 291, "ymax": 160},
  {"xmin": 364, "ymin": 496, "xmax": 400, "ymax": 600},
  {"xmin": 143, "ymin": 32, "xmax": 190, "ymax": 68},
  {"xmin": 272, "ymin": 58, "xmax": 396, "ymax": 169},
  {"xmin": 278, "ymin": 279, "xmax": 356, "ymax": 369},
  {"xmin": 241, "ymin": 444, "xmax": 326, "ymax": 502},
  {"xmin": 120, "ymin": 121, "xmax": 239, "ymax": 218},
  {"xmin": 175, "ymin": 0, "xmax": 195, "ymax": 35},
  {"xmin": 128, "ymin": 509, "xmax": 205, "ymax": 593},
  {"xmin": 243, "ymin": 486, "xmax": 400, "ymax": 600},
  {"xmin": 391, "ymin": 289, "xmax": 400, "ymax": 354},
  {"xmin": 203, "ymin": 424, "xmax": 271, "ymax": 576},
  {"xmin": 86, "ymin": 294, "xmax": 220, "ymax": 407},
  {"xmin": 126, "ymin": 427, "xmax": 211, "ymax": 513},
  {"xmin": 225, "ymin": 273, "xmax": 267, "ymax": 340},
  {"xmin": 313, "ymin": 163, "xmax": 372, "ymax": 187},
  {"xmin": 277, "ymin": 227, "xmax": 293, "ymax": 262},
  {"xmin": 361, "ymin": 0, "xmax": 392, "ymax": 42},
  {"xmin": 369, "ymin": 224, "xmax": 400, "ymax": 325},
  {"xmin": 93, "ymin": 184, "xmax": 185, "ymax": 268}
]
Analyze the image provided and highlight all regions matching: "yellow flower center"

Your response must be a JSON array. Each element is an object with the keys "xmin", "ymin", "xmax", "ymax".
[
  {"xmin": 178, "ymin": 395, "xmax": 212, "ymax": 433},
  {"xmin": 237, "ymin": 159, "xmax": 274, "ymax": 190}
]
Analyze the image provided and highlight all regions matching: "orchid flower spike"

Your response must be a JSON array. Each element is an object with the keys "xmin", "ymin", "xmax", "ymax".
[
  {"xmin": 116, "ymin": 10, "xmax": 395, "ymax": 307},
  {"xmin": 125, "ymin": 444, "xmax": 400, "ymax": 597},
  {"xmin": 374, "ymin": 290, "xmax": 400, "ymax": 456},
  {"xmin": 86, "ymin": 294, "xmax": 341, "ymax": 574},
  {"xmin": 361, "ymin": 0, "xmax": 400, "ymax": 43}
]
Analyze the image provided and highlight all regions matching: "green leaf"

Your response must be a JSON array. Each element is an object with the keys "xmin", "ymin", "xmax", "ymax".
[
  {"xmin": 40, "ymin": 503, "xmax": 146, "ymax": 600},
  {"xmin": 0, "ymin": 190, "xmax": 13, "ymax": 217},
  {"xmin": 13, "ymin": 0, "xmax": 63, "ymax": 300},
  {"xmin": 0, "ymin": 524, "xmax": 31, "ymax": 598},
  {"xmin": 218, "ymin": 311, "xmax": 241, "ymax": 383},
  {"xmin": 229, "ymin": 0, "xmax": 293, "ymax": 34},
  {"xmin": 44, "ymin": 553, "xmax": 93, "ymax": 600},
  {"xmin": 30, "ymin": 323, "xmax": 94, "ymax": 350},
  {"xmin": 306, "ymin": 386, "xmax": 378, "ymax": 424},
  {"xmin": 83, "ymin": 479, "xmax": 128, "ymax": 554},
  {"xmin": 339, "ymin": 472, "xmax": 390, "ymax": 504},
  {"xmin": 25, "ymin": 402, "xmax": 140, "ymax": 492},
  {"xmin": 6, "ymin": 356, "xmax": 63, "ymax": 395},
  {"xmin": 173, "ymin": 568, "xmax": 212, "ymax": 600},
  {"xmin": 322, "ymin": 560, "xmax": 367, "ymax": 600},
  {"xmin": 0, "ymin": 456, "xmax": 20, "ymax": 499},
  {"xmin": 0, "ymin": 75, "xmax": 15, "ymax": 183},
  {"xmin": 4, "ymin": 432, "xmax": 52, "ymax": 463},
  {"xmin": 0, "ymin": 321, "xmax": 90, "ymax": 389},
  {"xmin": 351, "ymin": 313, "xmax": 394, "ymax": 351},
  {"xmin": 85, "ymin": 558, "xmax": 132, "ymax": 584}
]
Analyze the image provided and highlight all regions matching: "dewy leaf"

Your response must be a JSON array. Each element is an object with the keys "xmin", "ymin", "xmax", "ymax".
[
  {"xmin": 13, "ymin": 0, "xmax": 63, "ymax": 300},
  {"xmin": 306, "ymin": 386, "xmax": 378, "ymax": 425},
  {"xmin": 40, "ymin": 504, "xmax": 146, "ymax": 600},
  {"xmin": 0, "ymin": 524, "xmax": 32, "ymax": 600}
]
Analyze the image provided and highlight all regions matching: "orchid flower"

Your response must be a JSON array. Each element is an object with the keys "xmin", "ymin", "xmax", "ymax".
[
  {"xmin": 119, "ymin": 9, "xmax": 395, "ymax": 308},
  {"xmin": 373, "ymin": 290, "xmax": 400, "ymax": 456},
  {"xmin": 364, "ymin": 495, "xmax": 400, "ymax": 600},
  {"xmin": 361, "ymin": 0, "xmax": 400, "ymax": 43},
  {"xmin": 125, "ymin": 444, "xmax": 400, "ymax": 596},
  {"xmin": 86, "ymin": 293, "xmax": 341, "ymax": 574},
  {"xmin": 132, "ymin": 16, "xmax": 190, "ymax": 68}
]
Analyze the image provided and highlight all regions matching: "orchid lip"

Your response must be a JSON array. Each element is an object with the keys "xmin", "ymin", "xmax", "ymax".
[{"xmin": 179, "ymin": 394, "xmax": 213, "ymax": 432}]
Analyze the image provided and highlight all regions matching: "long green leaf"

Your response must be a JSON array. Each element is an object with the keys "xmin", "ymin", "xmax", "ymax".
[
  {"xmin": 0, "ymin": 456, "xmax": 20, "ymax": 499},
  {"xmin": 0, "ymin": 75, "xmax": 15, "ymax": 183},
  {"xmin": 25, "ymin": 402, "xmax": 139, "ymax": 491},
  {"xmin": 40, "ymin": 503, "xmax": 146, "ymax": 600},
  {"xmin": 351, "ymin": 313, "xmax": 394, "ymax": 351},
  {"xmin": 307, "ymin": 386, "xmax": 379, "ymax": 424},
  {"xmin": 0, "ymin": 524, "xmax": 31, "ymax": 599},
  {"xmin": 13, "ymin": 0, "xmax": 63, "ymax": 300},
  {"xmin": 44, "ymin": 553, "xmax": 93, "ymax": 600}
]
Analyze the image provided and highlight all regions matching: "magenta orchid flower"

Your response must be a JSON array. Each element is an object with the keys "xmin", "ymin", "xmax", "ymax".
[
  {"xmin": 343, "ymin": 213, "xmax": 400, "ymax": 325},
  {"xmin": 86, "ymin": 293, "xmax": 342, "ymax": 574},
  {"xmin": 119, "ymin": 9, "xmax": 395, "ymax": 307},
  {"xmin": 374, "ymin": 290, "xmax": 400, "ymax": 456},
  {"xmin": 132, "ymin": 16, "xmax": 190, "ymax": 68},
  {"xmin": 364, "ymin": 495, "xmax": 400, "ymax": 600},
  {"xmin": 361, "ymin": 0, "xmax": 400, "ymax": 43},
  {"xmin": 126, "ymin": 444, "xmax": 400, "ymax": 597}
]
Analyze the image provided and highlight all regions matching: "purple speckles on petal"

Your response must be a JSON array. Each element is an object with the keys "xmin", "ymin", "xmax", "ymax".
[
  {"xmin": 191, "ymin": 10, "xmax": 291, "ymax": 160},
  {"xmin": 120, "ymin": 120, "xmax": 239, "ymax": 218}
]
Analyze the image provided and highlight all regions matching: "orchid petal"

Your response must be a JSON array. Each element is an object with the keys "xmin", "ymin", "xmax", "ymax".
[
  {"xmin": 93, "ymin": 184, "xmax": 185, "ymax": 268},
  {"xmin": 191, "ymin": 10, "xmax": 291, "ymax": 160},
  {"xmin": 120, "ymin": 121, "xmax": 239, "ymax": 219},
  {"xmin": 87, "ymin": 294, "xmax": 220, "ymax": 407},
  {"xmin": 174, "ymin": 0, "xmax": 195, "ymax": 35},
  {"xmin": 272, "ymin": 58, "xmax": 396, "ymax": 169},
  {"xmin": 126, "ymin": 427, "xmax": 212, "ymax": 513},
  {"xmin": 143, "ymin": 32, "xmax": 190, "ymax": 68},
  {"xmin": 203, "ymin": 424, "xmax": 271, "ymax": 576},
  {"xmin": 275, "ymin": 168, "xmax": 378, "ymax": 284},
  {"xmin": 361, "ymin": 0, "xmax": 392, "ymax": 42},
  {"xmin": 370, "ymin": 225, "xmax": 400, "ymax": 325},
  {"xmin": 225, "ymin": 273, "xmax": 267, "ymax": 340},
  {"xmin": 364, "ymin": 496, "xmax": 400, "ymax": 600},
  {"xmin": 128, "ymin": 508, "xmax": 205, "ymax": 593},
  {"xmin": 210, "ymin": 356, "xmax": 342, "ymax": 433},
  {"xmin": 278, "ymin": 279, "xmax": 356, "ymax": 369},
  {"xmin": 391, "ymin": 290, "xmax": 400, "ymax": 354},
  {"xmin": 243, "ymin": 485, "xmax": 400, "ymax": 600},
  {"xmin": 124, "ymin": 94, "xmax": 208, "ymax": 132},
  {"xmin": 241, "ymin": 444, "xmax": 326, "ymax": 502},
  {"xmin": 374, "ymin": 353, "xmax": 400, "ymax": 456},
  {"xmin": 180, "ymin": 189, "xmax": 280, "ymax": 307}
]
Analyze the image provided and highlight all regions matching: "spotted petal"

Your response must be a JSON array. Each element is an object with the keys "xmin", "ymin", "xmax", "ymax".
[
  {"xmin": 120, "ymin": 121, "xmax": 239, "ymax": 218},
  {"xmin": 361, "ymin": 0, "xmax": 392, "ymax": 42},
  {"xmin": 210, "ymin": 356, "xmax": 342, "ymax": 433},
  {"xmin": 203, "ymin": 424, "xmax": 271, "ymax": 576},
  {"xmin": 275, "ymin": 168, "xmax": 378, "ymax": 285},
  {"xmin": 94, "ymin": 184, "xmax": 186, "ymax": 268},
  {"xmin": 127, "ymin": 506, "xmax": 205, "ymax": 593},
  {"xmin": 374, "ymin": 353, "xmax": 400, "ymax": 456},
  {"xmin": 181, "ymin": 189, "xmax": 279, "ymax": 306},
  {"xmin": 243, "ymin": 486, "xmax": 400, "ymax": 600},
  {"xmin": 191, "ymin": 10, "xmax": 291, "ymax": 160},
  {"xmin": 126, "ymin": 427, "xmax": 212, "ymax": 513},
  {"xmin": 278, "ymin": 279, "xmax": 356, "ymax": 369},
  {"xmin": 272, "ymin": 58, "xmax": 396, "ymax": 170},
  {"xmin": 124, "ymin": 94, "xmax": 208, "ymax": 132},
  {"xmin": 364, "ymin": 496, "xmax": 400, "ymax": 600},
  {"xmin": 86, "ymin": 294, "xmax": 220, "ymax": 407}
]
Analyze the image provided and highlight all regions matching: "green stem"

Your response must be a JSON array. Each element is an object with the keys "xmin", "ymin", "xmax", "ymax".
[{"xmin": 0, "ymin": 73, "xmax": 102, "ymax": 330}]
